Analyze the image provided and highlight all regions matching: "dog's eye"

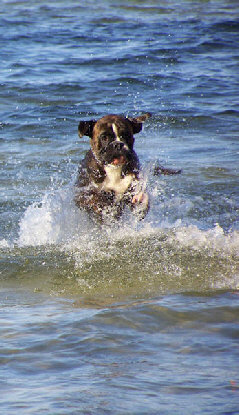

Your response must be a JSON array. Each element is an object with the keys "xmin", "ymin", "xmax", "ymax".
[
  {"xmin": 120, "ymin": 132, "xmax": 131, "ymax": 141},
  {"xmin": 100, "ymin": 134, "xmax": 108, "ymax": 144},
  {"xmin": 100, "ymin": 133, "xmax": 114, "ymax": 144}
]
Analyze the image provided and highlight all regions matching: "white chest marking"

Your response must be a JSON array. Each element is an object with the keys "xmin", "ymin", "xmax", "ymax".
[{"xmin": 101, "ymin": 164, "xmax": 134, "ymax": 196}]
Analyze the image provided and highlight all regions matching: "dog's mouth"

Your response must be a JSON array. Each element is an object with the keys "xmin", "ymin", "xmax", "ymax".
[
  {"xmin": 110, "ymin": 155, "xmax": 126, "ymax": 166},
  {"xmin": 100, "ymin": 141, "xmax": 130, "ymax": 167}
]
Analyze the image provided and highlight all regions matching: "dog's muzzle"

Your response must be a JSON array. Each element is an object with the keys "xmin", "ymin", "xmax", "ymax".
[{"xmin": 100, "ymin": 141, "xmax": 131, "ymax": 166}]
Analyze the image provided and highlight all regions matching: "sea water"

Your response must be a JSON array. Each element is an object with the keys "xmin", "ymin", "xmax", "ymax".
[{"xmin": 0, "ymin": 1, "xmax": 238, "ymax": 414}]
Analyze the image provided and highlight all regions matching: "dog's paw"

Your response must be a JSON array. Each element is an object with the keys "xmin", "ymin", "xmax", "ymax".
[
  {"xmin": 132, "ymin": 191, "xmax": 148, "ymax": 205},
  {"xmin": 131, "ymin": 191, "xmax": 149, "ymax": 219}
]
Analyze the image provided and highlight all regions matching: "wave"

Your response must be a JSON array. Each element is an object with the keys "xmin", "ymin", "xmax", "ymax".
[
  {"xmin": 15, "ymin": 182, "xmax": 239, "ymax": 255},
  {"xmin": 0, "ymin": 175, "xmax": 235, "ymax": 299}
]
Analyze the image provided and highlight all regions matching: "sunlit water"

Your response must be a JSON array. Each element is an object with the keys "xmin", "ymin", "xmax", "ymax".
[{"xmin": 0, "ymin": 1, "xmax": 239, "ymax": 414}]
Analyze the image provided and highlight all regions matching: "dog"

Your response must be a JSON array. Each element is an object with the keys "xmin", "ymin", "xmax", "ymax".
[{"xmin": 74, "ymin": 113, "xmax": 151, "ymax": 222}]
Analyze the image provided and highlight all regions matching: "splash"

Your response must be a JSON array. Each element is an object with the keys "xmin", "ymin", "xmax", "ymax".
[
  {"xmin": 170, "ymin": 223, "xmax": 239, "ymax": 257},
  {"xmin": 18, "ymin": 187, "xmax": 90, "ymax": 247},
  {"xmin": 17, "ymin": 184, "xmax": 239, "ymax": 258},
  {"xmin": 14, "ymin": 182, "xmax": 239, "ymax": 298},
  {"xmin": 0, "ymin": 239, "xmax": 11, "ymax": 249}
]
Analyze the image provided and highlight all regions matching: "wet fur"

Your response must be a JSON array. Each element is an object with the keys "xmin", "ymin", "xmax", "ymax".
[{"xmin": 75, "ymin": 114, "xmax": 151, "ymax": 221}]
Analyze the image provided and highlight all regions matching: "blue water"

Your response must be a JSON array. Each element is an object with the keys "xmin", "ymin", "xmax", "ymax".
[{"xmin": 0, "ymin": 1, "xmax": 239, "ymax": 414}]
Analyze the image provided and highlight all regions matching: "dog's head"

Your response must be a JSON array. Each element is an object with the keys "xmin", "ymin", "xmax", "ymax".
[{"xmin": 78, "ymin": 114, "xmax": 151, "ymax": 167}]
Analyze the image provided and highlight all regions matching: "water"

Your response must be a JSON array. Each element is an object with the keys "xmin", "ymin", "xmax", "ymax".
[{"xmin": 0, "ymin": 0, "xmax": 239, "ymax": 413}]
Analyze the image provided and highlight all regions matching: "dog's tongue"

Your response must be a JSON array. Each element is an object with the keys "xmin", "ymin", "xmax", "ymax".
[{"xmin": 112, "ymin": 155, "xmax": 125, "ymax": 165}]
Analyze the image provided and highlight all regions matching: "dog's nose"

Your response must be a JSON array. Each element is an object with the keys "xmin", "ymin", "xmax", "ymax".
[{"xmin": 112, "ymin": 141, "xmax": 124, "ymax": 151}]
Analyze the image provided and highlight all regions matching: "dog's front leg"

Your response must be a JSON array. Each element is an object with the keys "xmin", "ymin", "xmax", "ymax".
[
  {"xmin": 129, "ymin": 181, "xmax": 150, "ymax": 219},
  {"xmin": 131, "ymin": 192, "xmax": 149, "ymax": 219},
  {"xmin": 74, "ymin": 188, "xmax": 119, "ymax": 220}
]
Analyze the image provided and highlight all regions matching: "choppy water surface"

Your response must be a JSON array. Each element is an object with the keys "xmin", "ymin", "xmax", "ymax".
[{"xmin": 0, "ymin": 0, "xmax": 239, "ymax": 413}]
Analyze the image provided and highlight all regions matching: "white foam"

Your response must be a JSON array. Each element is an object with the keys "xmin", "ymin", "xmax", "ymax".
[
  {"xmin": 0, "ymin": 239, "xmax": 12, "ymax": 249},
  {"xmin": 16, "ymin": 184, "xmax": 238, "ymax": 262},
  {"xmin": 18, "ymin": 187, "xmax": 90, "ymax": 247},
  {"xmin": 170, "ymin": 223, "xmax": 239, "ymax": 257}
]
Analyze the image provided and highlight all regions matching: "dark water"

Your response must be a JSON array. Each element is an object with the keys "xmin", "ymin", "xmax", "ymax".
[{"xmin": 0, "ymin": 1, "xmax": 239, "ymax": 414}]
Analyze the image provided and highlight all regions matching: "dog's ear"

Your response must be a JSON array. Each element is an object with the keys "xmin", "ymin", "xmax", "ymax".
[
  {"xmin": 127, "ymin": 113, "xmax": 151, "ymax": 134},
  {"xmin": 78, "ymin": 120, "xmax": 96, "ymax": 138}
]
